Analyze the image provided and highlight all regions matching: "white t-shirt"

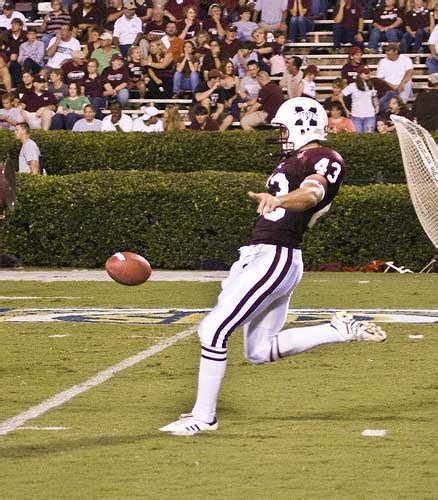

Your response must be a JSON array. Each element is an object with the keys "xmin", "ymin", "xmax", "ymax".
[
  {"xmin": 132, "ymin": 117, "xmax": 164, "ymax": 132},
  {"xmin": 72, "ymin": 118, "xmax": 103, "ymax": 132},
  {"xmin": 101, "ymin": 113, "xmax": 133, "ymax": 132},
  {"xmin": 0, "ymin": 11, "xmax": 26, "ymax": 30},
  {"xmin": 343, "ymin": 83, "xmax": 376, "ymax": 118},
  {"xmin": 302, "ymin": 78, "xmax": 316, "ymax": 98},
  {"xmin": 113, "ymin": 15, "xmax": 142, "ymax": 45},
  {"xmin": 47, "ymin": 37, "xmax": 81, "ymax": 69},
  {"xmin": 376, "ymin": 55, "xmax": 413, "ymax": 86},
  {"xmin": 255, "ymin": 0, "xmax": 288, "ymax": 25},
  {"xmin": 428, "ymin": 25, "xmax": 438, "ymax": 53},
  {"xmin": 19, "ymin": 139, "xmax": 40, "ymax": 174}
]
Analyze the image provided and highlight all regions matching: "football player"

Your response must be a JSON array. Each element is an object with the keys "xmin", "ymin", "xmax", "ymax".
[{"xmin": 160, "ymin": 97, "xmax": 387, "ymax": 436}]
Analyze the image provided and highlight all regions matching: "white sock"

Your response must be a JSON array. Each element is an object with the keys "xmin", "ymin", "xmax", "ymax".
[
  {"xmin": 275, "ymin": 323, "xmax": 346, "ymax": 359},
  {"xmin": 191, "ymin": 345, "xmax": 227, "ymax": 423}
]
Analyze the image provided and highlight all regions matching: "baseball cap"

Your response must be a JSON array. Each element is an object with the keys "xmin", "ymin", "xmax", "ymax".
[
  {"xmin": 208, "ymin": 69, "xmax": 223, "ymax": 79},
  {"xmin": 141, "ymin": 106, "xmax": 162, "ymax": 120},
  {"xmin": 72, "ymin": 50, "xmax": 86, "ymax": 59},
  {"xmin": 357, "ymin": 65, "xmax": 370, "ymax": 74},
  {"xmin": 123, "ymin": 0, "xmax": 136, "ymax": 9},
  {"xmin": 3, "ymin": 2, "xmax": 14, "ymax": 9},
  {"xmin": 428, "ymin": 73, "xmax": 438, "ymax": 85},
  {"xmin": 305, "ymin": 64, "xmax": 319, "ymax": 75},
  {"xmin": 349, "ymin": 46, "xmax": 362, "ymax": 57},
  {"xmin": 110, "ymin": 53, "xmax": 124, "ymax": 62},
  {"xmin": 34, "ymin": 75, "xmax": 47, "ymax": 83},
  {"xmin": 227, "ymin": 25, "xmax": 238, "ymax": 32},
  {"xmin": 99, "ymin": 32, "xmax": 113, "ymax": 40},
  {"xmin": 208, "ymin": 3, "xmax": 221, "ymax": 12}
]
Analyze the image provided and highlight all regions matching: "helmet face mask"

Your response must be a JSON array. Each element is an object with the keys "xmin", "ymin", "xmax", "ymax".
[{"xmin": 272, "ymin": 97, "xmax": 328, "ymax": 155}]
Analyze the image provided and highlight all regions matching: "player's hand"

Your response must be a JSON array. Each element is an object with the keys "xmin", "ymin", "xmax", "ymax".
[{"xmin": 248, "ymin": 191, "xmax": 282, "ymax": 215}]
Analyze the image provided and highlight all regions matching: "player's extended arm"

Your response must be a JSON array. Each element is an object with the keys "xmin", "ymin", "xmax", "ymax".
[{"xmin": 248, "ymin": 174, "xmax": 327, "ymax": 215}]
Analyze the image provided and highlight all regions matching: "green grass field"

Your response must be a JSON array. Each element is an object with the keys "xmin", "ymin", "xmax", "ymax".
[{"xmin": 1, "ymin": 273, "xmax": 437, "ymax": 499}]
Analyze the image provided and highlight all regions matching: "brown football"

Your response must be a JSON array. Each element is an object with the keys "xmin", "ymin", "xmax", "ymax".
[{"xmin": 105, "ymin": 251, "xmax": 152, "ymax": 286}]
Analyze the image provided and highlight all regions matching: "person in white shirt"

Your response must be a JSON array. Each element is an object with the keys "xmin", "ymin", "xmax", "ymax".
[
  {"xmin": 0, "ymin": 2, "xmax": 26, "ymax": 30},
  {"xmin": 72, "ymin": 104, "xmax": 103, "ymax": 131},
  {"xmin": 46, "ymin": 24, "xmax": 81, "ymax": 70},
  {"xmin": 426, "ymin": 25, "xmax": 438, "ymax": 73},
  {"xmin": 253, "ymin": 0, "xmax": 288, "ymax": 33},
  {"xmin": 101, "ymin": 101, "xmax": 133, "ymax": 131},
  {"xmin": 280, "ymin": 56, "xmax": 303, "ymax": 99},
  {"xmin": 14, "ymin": 122, "xmax": 41, "ymax": 174},
  {"xmin": 132, "ymin": 106, "xmax": 164, "ymax": 132},
  {"xmin": 376, "ymin": 43, "xmax": 413, "ymax": 103},
  {"xmin": 113, "ymin": 0, "xmax": 143, "ymax": 58},
  {"xmin": 233, "ymin": 8, "xmax": 259, "ymax": 42}
]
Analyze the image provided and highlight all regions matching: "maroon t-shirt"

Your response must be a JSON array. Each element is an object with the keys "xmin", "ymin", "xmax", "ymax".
[
  {"xmin": 404, "ymin": 8, "xmax": 432, "ymax": 30},
  {"xmin": 371, "ymin": 77, "xmax": 393, "ymax": 98},
  {"xmin": 104, "ymin": 7, "xmax": 123, "ymax": 31},
  {"xmin": 334, "ymin": 0, "xmax": 363, "ymax": 31},
  {"xmin": 176, "ymin": 19, "xmax": 202, "ymax": 39},
  {"xmin": 144, "ymin": 19, "xmax": 168, "ymax": 34},
  {"xmin": 135, "ymin": 0, "xmax": 152, "ymax": 19},
  {"xmin": 200, "ymin": 17, "xmax": 229, "ymax": 38},
  {"xmin": 222, "ymin": 38, "xmax": 242, "ymax": 58},
  {"xmin": 22, "ymin": 91, "xmax": 58, "ymax": 112},
  {"xmin": 83, "ymin": 74, "xmax": 104, "ymax": 98},
  {"xmin": 102, "ymin": 65, "xmax": 130, "ymax": 87},
  {"xmin": 341, "ymin": 61, "xmax": 363, "ymax": 83},
  {"xmin": 71, "ymin": 6, "xmax": 104, "ymax": 26},
  {"xmin": 373, "ymin": 6, "xmax": 402, "ymax": 27},
  {"xmin": 251, "ymin": 146, "xmax": 345, "ymax": 249},
  {"xmin": 61, "ymin": 61, "xmax": 87, "ymax": 85},
  {"xmin": 167, "ymin": 0, "xmax": 200, "ymax": 21},
  {"xmin": 7, "ymin": 31, "xmax": 27, "ymax": 55},
  {"xmin": 257, "ymin": 82, "xmax": 284, "ymax": 122},
  {"xmin": 190, "ymin": 117, "xmax": 219, "ymax": 131}
]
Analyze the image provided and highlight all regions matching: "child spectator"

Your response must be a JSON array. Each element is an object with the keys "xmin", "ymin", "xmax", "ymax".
[
  {"xmin": 163, "ymin": 103, "xmax": 186, "ymax": 131},
  {"xmin": 367, "ymin": 0, "xmax": 403, "ymax": 53},
  {"xmin": 173, "ymin": 40, "xmax": 200, "ymax": 97},
  {"xmin": 0, "ymin": 92, "xmax": 22, "ymax": 130},
  {"xmin": 83, "ymin": 58, "xmax": 105, "ymax": 116},
  {"xmin": 341, "ymin": 46, "xmax": 364, "ymax": 84},
  {"xmin": 323, "ymin": 77, "xmax": 350, "ymax": 115},
  {"xmin": 101, "ymin": 101, "xmax": 133, "ymax": 131},
  {"xmin": 376, "ymin": 117, "xmax": 391, "ymax": 134},
  {"xmin": 72, "ymin": 104, "xmax": 103, "ymax": 131},
  {"xmin": 132, "ymin": 105, "xmax": 164, "ymax": 132},
  {"xmin": 190, "ymin": 104, "xmax": 220, "ymax": 131},
  {"xmin": 384, "ymin": 95, "xmax": 413, "ymax": 128},
  {"xmin": 51, "ymin": 82, "xmax": 90, "ymax": 130},
  {"xmin": 127, "ymin": 45, "xmax": 148, "ymax": 98},
  {"xmin": 400, "ymin": 0, "xmax": 434, "ymax": 53},
  {"xmin": 233, "ymin": 7, "xmax": 258, "ymax": 42},
  {"xmin": 288, "ymin": 0, "xmax": 314, "ymax": 43},
  {"xmin": 280, "ymin": 55, "xmax": 303, "ymax": 98},
  {"xmin": 328, "ymin": 102, "xmax": 356, "ymax": 132},
  {"xmin": 296, "ymin": 64, "xmax": 318, "ymax": 99},
  {"xmin": 40, "ymin": 0, "xmax": 72, "ymax": 50},
  {"xmin": 333, "ymin": 0, "xmax": 364, "ymax": 53},
  {"xmin": 102, "ymin": 53, "xmax": 130, "ymax": 108}
]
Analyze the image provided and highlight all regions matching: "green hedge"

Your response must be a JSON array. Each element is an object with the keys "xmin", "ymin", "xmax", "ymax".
[
  {"xmin": 2, "ymin": 129, "xmax": 433, "ymax": 183},
  {"xmin": 4, "ymin": 171, "xmax": 434, "ymax": 270}
]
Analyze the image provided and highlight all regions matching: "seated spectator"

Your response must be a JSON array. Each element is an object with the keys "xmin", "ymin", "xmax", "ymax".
[
  {"xmin": 240, "ymin": 70, "xmax": 284, "ymax": 131},
  {"xmin": 222, "ymin": 25, "xmax": 242, "ymax": 58},
  {"xmin": 426, "ymin": 24, "xmax": 438, "ymax": 73},
  {"xmin": 328, "ymin": 102, "xmax": 356, "ymax": 132},
  {"xmin": 233, "ymin": 7, "xmax": 258, "ymax": 42},
  {"xmin": 46, "ymin": 25, "xmax": 81, "ymax": 71},
  {"xmin": 376, "ymin": 43, "xmax": 413, "ymax": 103},
  {"xmin": 269, "ymin": 30, "xmax": 287, "ymax": 76},
  {"xmin": 132, "ymin": 105, "xmax": 164, "ymax": 132},
  {"xmin": 251, "ymin": 28, "xmax": 273, "ymax": 73},
  {"xmin": 400, "ymin": 0, "xmax": 434, "ymax": 53},
  {"xmin": 127, "ymin": 45, "xmax": 148, "ymax": 98},
  {"xmin": 20, "ymin": 75, "xmax": 57, "ymax": 130},
  {"xmin": 14, "ymin": 122, "xmax": 41, "ymax": 175},
  {"xmin": 384, "ymin": 95, "xmax": 413, "ymax": 128},
  {"xmin": 83, "ymin": 57, "xmax": 106, "ymax": 115},
  {"xmin": 71, "ymin": 0, "xmax": 104, "ymax": 43},
  {"xmin": 376, "ymin": 116, "xmax": 391, "ymax": 134},
  {"xmin": 323, "ymin": 77, "xmax": 350, "ymax": 115},
  {"xmin": 17, "ymin": 27, "xmax": 45, "ymax": 76},
  {"xmin": 412, "ymin": 72, "xmax": 438, "ymax": 130},
  {"xmin": 113, "ymin": 0, "xmax": 143, "ymax": 57},
  {"xmin": 102, "ymin": 53, "xmax": 130, "ymax": 107},
  {"xmin": 165, "ymin": 0, "xmax": 199, "ymax": 23},
  {"xmin": 190, "ymin": 104, "xmax": 220, "ymax": 131},
  {"xmin": 0, "ymin": 92, "xmax": 22, "ymax": 130},
  {"xmin": 280, "ymin": 55, "xmax": 303, "ymax": 98},
  {"xmin": 163, "ymin": 21, "xmax": 184, "ymax": 61},
  {"xmin": 200, "ymin": 39, "xmax": 228, "ymax": 81},
  {"xmin": 147, "ymin": 39, "xmax": 175, "ymax": 98},
  {"xmin": 5, "ymin": 18, "xmax": 27, "ymax": 87},
  {"xmin": 192, "ymin": 68, "xmax": 233, "ymax": 130},
  {"xmin": 144, "ymin": 5, "xmax": 168, "ymax": 34},
  {"xmin": 105, "ymin": 0, "xmax": 125, "ymax": 32},
  {"xmin": 0, "ymin": 2, "xmax": 27, "ymax": 31},
  {"xmin": 367, "ymin": 0, "xmax": 403, "ymax": 53},
  {"xmin": 84, "ymin": 27, "xmax": 103, "ymax": 57},
  {"xmin": 72, "ymin": 103, "xmax": 103, "ymax": 131},
  {"xmin": 16, "ymin": 71, "xmax": 34, "ymax": 98},
  {"xmin": 51, "ymin": 82, "xmax": 90, "ymax": 129},
  {"xmin": 202, "ymin": 3, "xmax": 229, "ymax": 40},
  {"xmin": 177, "ymin": 5, "xmax": 202, "ymax": 40},
  {"xmin": 134, "ymin": 0, "xmax": 150, "ymax": 22},
  {"xmin": 40, "ymin": 0, "xmax": 71, "ymax": 50},
  {"xmin": 101, "ymin": 100, "xmax": 133, "ymax": 131},
  {"xmin": 163, "ymin": 103, "xmax": 186, "ymax": 131},
  {"xmin": 232, "ymin": 41, "xmax": 258, "ymax": 77},
  {"xmin": 173, "ymin": 40, "xmax": 200, "ymax": 97},
  {"xmin": 220, "ymin": 60, "xmax": 239, "ymax": 112},
  {"xmin": 48, "ymin": 68, "xmax": 68, "ymax": 101},
  {"xmin": 341, "ymin": 46, "xmax": 364, "ymax": 84},
  {"xmin": 91, "ymin": 32, "xmax": 120, "ymax": 75},
  {"xmin": 333, "ymin": 0, "xmax": 364, "ymax": 53},
  {"xmin": 61, "ymin": 50, "xmax": 87, "ymax": 85},
  {"xmin": 288, "ymin": 0, "xmax": 314, "ymax": 43},
  {"xmin": 252, "ymin": 0, "xmax": 288, "ymax": 33},
  {"xmin": 238, "ymin": 60, "xmax": 261, "ymax": 101},
  {"xmin": 342, "ymin": 65, "xmax": 378, "ymax": 132},
  {"xmin": 194, "ymin": 30, "xmax": 211, "ymax": 55},
  {"xmin": 296, "ymin": 64, "xmax": 318, "ymax": 99}
]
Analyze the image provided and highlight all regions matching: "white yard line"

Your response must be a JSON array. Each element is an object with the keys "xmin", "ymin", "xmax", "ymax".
[{"xmin": 0, "ymin": 326, "xmax": 197, "ymax": 436}]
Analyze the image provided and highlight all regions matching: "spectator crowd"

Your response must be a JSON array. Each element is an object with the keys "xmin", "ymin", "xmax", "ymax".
[{"xmin": 0, "ymin": 0, "xmax": 436, "ymax": 136}]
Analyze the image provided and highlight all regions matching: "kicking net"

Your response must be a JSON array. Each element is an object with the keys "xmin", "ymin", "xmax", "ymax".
[{"xmin": 391, "ymin": 115, "xmax": 438, "ymax": 248}]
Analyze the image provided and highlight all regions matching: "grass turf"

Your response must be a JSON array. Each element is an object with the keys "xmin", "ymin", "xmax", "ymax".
[{"xmin": 0, "ymin": 273, "xmax": 437, "ymax": 499}]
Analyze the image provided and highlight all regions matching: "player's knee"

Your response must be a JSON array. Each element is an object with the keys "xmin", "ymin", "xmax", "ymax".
[
  {"xmin": 198, "ymin": 315, "xmax": 219, "ymax": 347},
  {"xmin": 245, "ymin": 345, "xmax": 271, "ymax": 365}
]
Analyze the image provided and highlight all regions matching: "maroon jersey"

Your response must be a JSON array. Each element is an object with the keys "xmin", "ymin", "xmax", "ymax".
[
  {"xmin": 334, "ymin": 0, "xmax": 363, "ymax": 31},
  {"xmin": 61, "ymin": 61, "xmax": 87, "ymax": 85},
  {"xmin": 403, "ymin": 7, "xmax": 432, "ymax": 30},
  {"xmin": 21, "ymin": 91, "xmax": 58, "ymax": 112},
  {"xmin": 251, "ymin": 146, "xmax": 345, "ymax": 249},
  {"xmin": 373, "ymin": 6, "xmax": 402, "ymax": 27}
]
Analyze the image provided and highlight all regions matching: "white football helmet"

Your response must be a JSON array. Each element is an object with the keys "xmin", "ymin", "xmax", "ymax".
[{"xmin": 271, "ymin": 97, "xmax": 328, "ymax": 154}]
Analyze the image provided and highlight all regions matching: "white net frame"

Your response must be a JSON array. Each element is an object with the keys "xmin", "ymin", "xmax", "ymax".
[{"xmin": 391, "ymin": 115, "xmax": 438, "ymax": 249}]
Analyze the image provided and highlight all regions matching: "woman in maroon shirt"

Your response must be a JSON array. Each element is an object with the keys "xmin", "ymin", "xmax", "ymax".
[{"xmin": 147, "ymin": 40, "xmax": 175, "ymax": 99}]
